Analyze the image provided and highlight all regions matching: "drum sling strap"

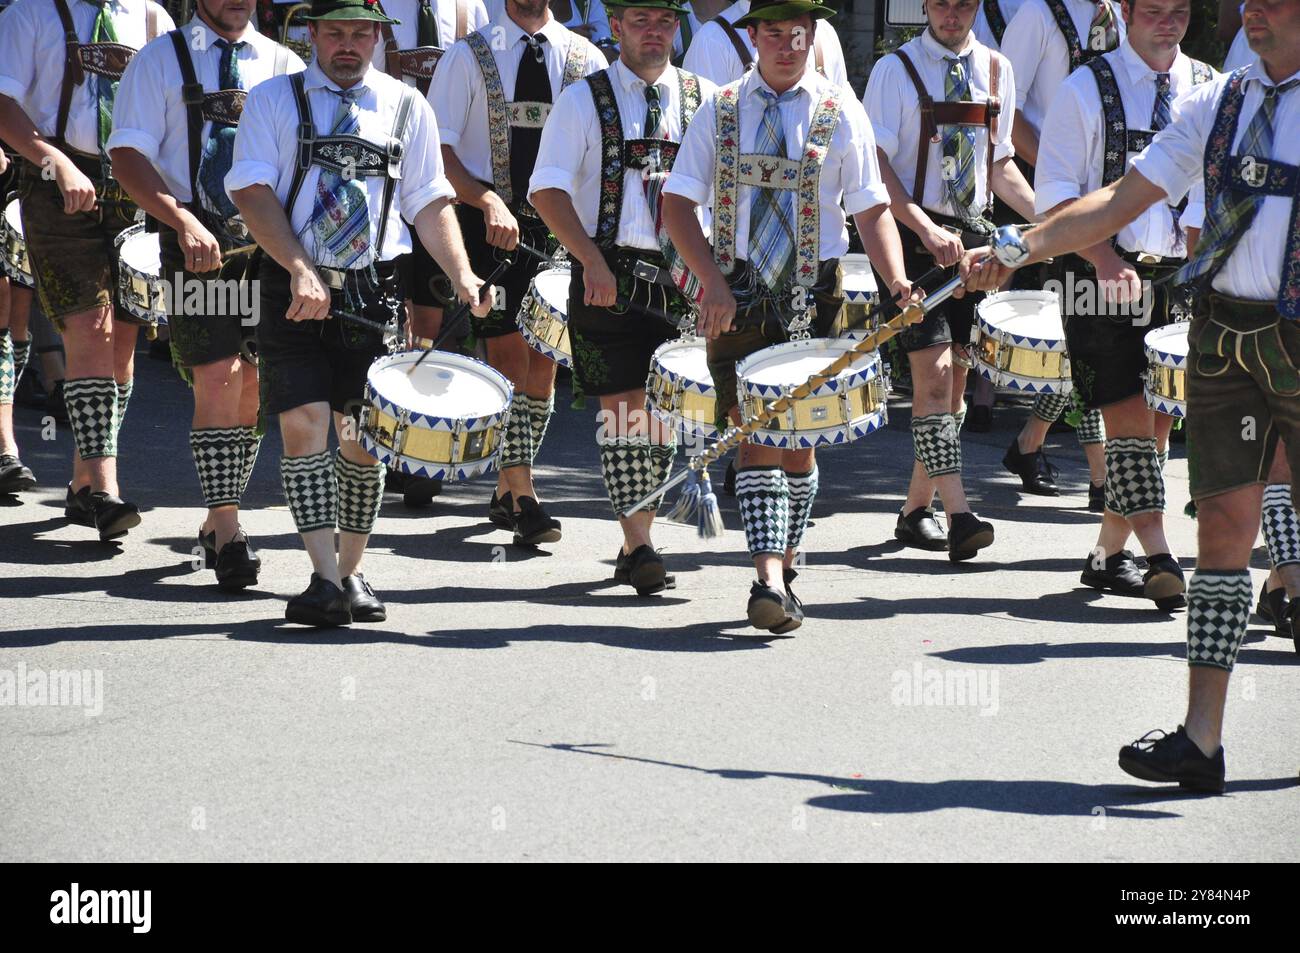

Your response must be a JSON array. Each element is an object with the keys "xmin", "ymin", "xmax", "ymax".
[
  {"xmin": 283, "ymin": 72, "xmax": 418, "ymax": 265},
  {"xmin": 377, "ymin": 0, "xmax": 471, "ymax": 96},
  {"xmin": 713, "ymin": 14, "xmax": 825, "ymax": 76},
  {"xmin": 893, "ymin": 48, "xmax": 1000, "ymax": 222}
]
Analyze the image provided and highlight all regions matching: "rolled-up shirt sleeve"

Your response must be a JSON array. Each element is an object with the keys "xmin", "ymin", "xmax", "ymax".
[
  {"xmin": 992, "ymin": 52, "xmax": 1016, "ymax": 162},
  {"xmin": 663, "ymin": 95, "xmax": 716, "ymax": 206},
  {"xmin": 226, "ymin": 79, "xmax": 287, "ymax": 195},
  {"xmin": 841, "ymin": 98, "xmax": 890, "ymax": 216},
  {"xmin": 398, "ymin": 96, "xmax": 455, "ymax": 220},
  {"xmin": 106, "ymin": 40, "xmax": 168, "ymax": 164},
  {"xmin": 1129, "ymin": 80, "xmax": 1217, "ymax": 205},
  {"xmin": 528, "ymin": 82, "xmax": 590, "ymax": 199},
  {"xmin": 429, "ymin": 42, "xmax": 475, "ymax": 150},
  {"xmin": 1033, "ymin": 81, "xmax": 1092, "ymax": 214},
  {"xmin": 1181, "ymin": 184, "xmax": 1205, "ymax": 230},
  {"xmin": 0, "ymin": 0, "xmax": 38, "ymax": 105},
  {"xmin": 1000, "ymin": 3, "xmax": 1046, "ymax": 112},
  {"xmin": 862, "ymin": 56, "xmax": 903, "ymax": 161}
]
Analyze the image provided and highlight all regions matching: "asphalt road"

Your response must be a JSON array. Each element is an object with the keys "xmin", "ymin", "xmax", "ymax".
[{"xmin": 2, "ymin": 346, "xmax": 1296, "ymax": 862}]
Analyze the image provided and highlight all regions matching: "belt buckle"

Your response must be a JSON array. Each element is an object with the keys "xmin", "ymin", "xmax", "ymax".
[
  {"xmin": 1137, "ymin": 253, "xmax": 1161, "ymax": 265},
  {"xmin": 318, "ymin": 267, "xmax": 346, "ymax": 290},
  {"xmin": 633, "ymin": 260, "xmax": 661, "ymax": 285}
]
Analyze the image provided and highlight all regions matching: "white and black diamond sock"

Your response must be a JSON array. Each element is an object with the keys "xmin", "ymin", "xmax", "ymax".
[
  {"xmin": 525, "ymin": 393, "xmax": 555, "ymax": 465},
  {"xmin": 1076, "ymin": 407, "xmax": 1104, "ymax": 445},
  {"xmin": 913, "ymin": 413, "xmax": 961, "ymax": 477},
  {"xmin": 336, "ymin": 452, "xmax": 385, "ymax": 535},
  {"xmin": 649, "ymin": 440, "xmax": 676, "ymax": 490},
  {"xmin": 280, "ymin": 449, "xmax": 336, "ymax": 533},
  {"xmin": 63, "ymin": 377, "xmax": 119, "ymax": 459},
  {"xmin": 0, "ymin": 330, "xmax": 13, "ymax": 405},
  {"xmin": 1262, "ymin": 483, "xmax": 1300, "ymax": 568},
  {"xmin": 238, "ymin": 426, "xmax": 262, "ymax": 500},
  {"xmin": 736, "ymin": 466, "xmax": 789, "ymax": 557},
  {"xmin": 598, "ymin": 435, "xmax": 656, "ymax": 516},
  {"xmin": 190, "ymin": 427, "xmax": 244, "ymax": 509},
  {"xmin": 499, "ymin": 393, "xmax": 533, "ymax": 470},
  {"xmin": 115, "ymin": 379, "xmax": 133, "ymax": 447},
  {"xmin": 1186, "ymin": 570, "xmax": 1253, "ymax": 672},
  {"xmin": 786, "ymin": 465, "xmax": 819, "ymax": 553},
  {"xmin": 1104, "ymin": 436, "xmax": 1164, "ymax": 516},
  {"xmin": 12, "ymin": 338, "xmax": 30, "ymax": 387},
  {"xmin": 1031, "ymin": 392, "xmax": 1069, "ymax": 423}
]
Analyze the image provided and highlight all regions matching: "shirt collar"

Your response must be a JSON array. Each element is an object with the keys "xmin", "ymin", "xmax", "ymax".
[
  {"xmin": 499, "ymin": 10, "xmax": 565, "ymax": 46},
  {"xmin": 1116, "ymin": 38, "xmax": 1182, "ymax": 85},
  {"xmin": 613, "ymin": 58, "xmax": 673, "ymax": 96},
  {"xmin": 185, "ymin": 16, "xmax": 256, "ymax": 49},
  {"xmin": 302, "ymin": 59, "xmax": 374, "ymax": 95},
  {"xmin": 1246, "ymin": 57, "xmax": 1300, "ymax": 89},
  {"xmin": 919, "ymin": 26, "xmax": 975, "ymax": 62},
  {"xmin": 746, "ymin": 66, "xmax": 818, "ymax": 103}
]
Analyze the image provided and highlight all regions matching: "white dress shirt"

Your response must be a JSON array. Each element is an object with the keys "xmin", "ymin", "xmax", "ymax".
[
  {"xmin": 369, "ymin": 0, "xmax": 490, "ymax": 83},
  {"xmin": 0, "ymin": 0, "xmax": 175, "ymax": 156},
  {"xmin": 971, "ymin": 0, "xmax": 1028, "ymax": 50},
  {"xmin": 865, "ymin": 29, "xmax": 1015, "ymax": 219},
  {"xmin": 672, "ymin": 3, "xmax": 707, "ymax": 60},
  {"xmin": 1223, "ymin": 27, "xmax": 1254, "ymax": 73},
  {"xmin": 529, "ymin": 60, "xmax": 715, "ymax": 250},
  {"xmin": 108, "ymin": 18, "xmax": 305, "ymax": 203},
  {"xmin": 1130, "ymin": 58, "xmax": 1300, "ymax": 302},
  {"xmin": 1000, "ymin": 0, "xmax": 1125, "ymax": 137},
  {"xmin": 681, "ymin": 1, "xmax": 850, "ymax": 93},
  {"xmin": 1034, "ymin": 41, "xmax": 1216, "ymax": 258},
  {"xmin": 664, "ymin": 69, "xmax": 890, "ymax": 263},
  {"xmin": 429, "ymin": 10, "xmax": 607, "ymax": 184},
  {"xmin": 226, "ymin": 62, "xmax": 454, "ymax": 265}
]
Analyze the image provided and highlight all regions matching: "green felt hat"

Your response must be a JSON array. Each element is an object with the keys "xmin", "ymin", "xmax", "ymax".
[
  {"xmin": 606, "ymin": 0, "xmax": 691, "ymax": 13},
  {"xmin": 734, "ymin": 0, "xmax": 835, "ymax": 27},
  {"xmin": 303, "ymin": 0, "xmax": 399, "ymax": 24}
]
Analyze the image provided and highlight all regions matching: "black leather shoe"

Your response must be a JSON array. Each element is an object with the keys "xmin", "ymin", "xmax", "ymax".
[
  {"xmin": 948, "ymin": 511, "xmax": 994, "ymax": 562},
  {"xmin": 1002, "ymin": 438, "xmax": 1059, "ymax": 495},
  {"xmin": 90, "ymin": 491, "xmax": 141, "ymax": 542},
  {"xmin": 1118, "ymin": 725, "xmax": 1225, "ymax": 793},
  {"xmin": 613, "ymin": 547, "xmax": 676, "ymax": 589},
  {"xmin": 747, "ymin": 579, "xmax": 800, "ymax": 634},
  {"xmin": 198, "ymin": 529, "xmax": 218, "ymax": 569},
  {"xmin": 1286, "ymin": 601, "xmax": 1300, "ymax": 656},
  {"xmin": 1080, "ymin": 549, "xmax": 1145, "ymax": 596},
  {"xmin": 624, "ymin": 544, "xmax": 666, "ymax": 595},
  {"xmin": 286, "ymin": 574, "xmax": 352, "ymax": 627},
  {"xmin": 512, "ymin": 496, "xmax": 561, "ymax": 546},
  {"xmin": 895, "ymin": 507, "xmax": 948, "ymax": 551},
  {"xmin": 341, "ymin": 573, "xmax": 386, "ymax": 622},
  {"xmin": 65, "ymin": 484, "xmax": 96, "ymax": 527},
  {"xmin": 967, "ymin": 404, "xmax": 992, "ymax": 433},
  {"xmin": 488, "ymin": 490, "xmax": 514, "ymax": 529},
  {"xmin": 1256, "ymin": 583, "xmax": 1292, "ymax": 639},
  {"xmin": 1088, "ymin": 481, "xmax": 1105, "ymax": 513},
  {"xmin": 402, "ymin": 476, "xmax": 443, "ymax": 507},
  {"xmin": 1143, "ymin": 553, "xmax": 1186, "ymax": 608},
  {"xmin": 783, "ymin": 567, "xmax": 805, "ymax": 622},
  {"xmin": 215, "ymin": 539, "xmax": 259, "ymax": 592},
  {"xmin": 723, "ymin": 458, "xmax": 736, "ymax": 497},
  {"xmin": 0, "ymin": 454, "xmax": 36, "ymax": 494}
]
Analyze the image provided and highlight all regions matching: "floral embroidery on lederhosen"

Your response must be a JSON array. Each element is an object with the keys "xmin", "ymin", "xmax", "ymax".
[
  {"xmin": 466, "ymin": 32, "xmax": 592, "ymax": 207},
  {"xmin": 712, "ymin": 81, "xmax": 842, "ymax": 288},
  {"xmin": 588, "ymin": 68, "xmax": 701, "ymax": 248},
  {"xmin": 1043, "ymin": 0, "xmax": 1102, "ymax": 72}
]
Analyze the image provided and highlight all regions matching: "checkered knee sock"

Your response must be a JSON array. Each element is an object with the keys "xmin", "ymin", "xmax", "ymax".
[
  {"xmin": 1104, "ymin": 436, "xmax": 1164, "ymax": 516},
  {"xmin": 786, "ymin": 465, "xmax": 819, "ymax": 553},
  {"xmin": 114, "ymin": 379, "xmax": 133, "ymax": 445},
  {"xmin": 735, "ymin": 466, "xmax": 789, "ymax": 557},
  {"xmin": 953, "ymin": 405, "xmax": 966, "ymax": 433},
  {"xmin": 912, "ymin": 413, "xmax": 962, "ymax": 478},
  {"xmin": 1157, "ymin": 448, "xmax": 1169, "ymax": 473},
  {"xmin": 12, "ymin": 338, "xmax": 30, "ymax": 383},
  {"xmin": 0, "ymin": 330, "xmax": 13, "ymax": 405},
  {"xmin": 280, "ymin": 449, "xmax": 335, "ymax": 534},
  {"xmin": 238, "ymin": 426, "xmax": 262, "ymax": 499},
  {"xmin": 1186, "ymin": 570, "xmax": 1253, "ymax": 672},
  {"xmin": 190, "ymin": 427, "xmax": 244, "ymax": 509},
  {"xmin": 499, "ymin": 393, "xmax": 533, "ymax": 470},
  {"xmin": 1076, "ymin": 407, "xmax": 1104, "ymax": 445},
  {"xmin": 598, "ymin": 434, "xmax": 656, "ymax": 516},
  {"xmin": 1262, "ymin": 483, "xmax": 1300, "ymax": 568},
  {"xmin": 63, "ymin": 377, "xmax": 119, "ymax": 459},
  {"xmin": 526, "ymin": 393, "xmax": 554, "ymax": 465},
  {"xmin": 336, "ymin": 452, "xmax": 385, "ymax": 535},
  {"xmin": 649, "ymin": 440, "xmax": 676, "ymax": 489},
  {"xmin": 1032, "ymin": 392, "xmax": 1069, "ymax": 423}
]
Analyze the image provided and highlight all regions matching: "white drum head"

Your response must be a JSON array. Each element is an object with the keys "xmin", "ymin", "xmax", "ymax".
[
  {"xmin": 739, "ymin": 339, "xmax": 879, "ymax": 393},
  {"xmin": 840, "ymin": 253, "xmax": 878, "ymax": 301},
  {"xmin": 1144, "ymin": 322, "xmax": 1189, "ymax": 366},
  {"xmin": 532, "ymin": 268, "xmax": 570, "ymax": 313},
  {"xmin": 4, "ymin": 200, "xmax": 22, "ymax": 238},
  {"xmin": 119, "ymin": 231, "xmax": 161, "ymax": 276},
  {"xmin": 977, "ymin": 290, "xmax": 1065, "ymax": 345},
  {"xmin": 370, "ymin": 351, "xmax": 512, "ymax": 421},
  {"xmin": 656, "ymin": 338, "xmax": 712, "ymax": 383}
]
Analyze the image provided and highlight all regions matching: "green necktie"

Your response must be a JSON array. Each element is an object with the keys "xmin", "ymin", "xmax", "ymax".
[
  {"xmin": 942, "ymin": 55, "xmax": 977, "ymax": 219},
  {"xmin": 91, "ymin": 1, "xmax": 120, "ymax": 155},
  {"xmin": 418, "ymin": 0, "xmax": 439, "ymax": 47}
]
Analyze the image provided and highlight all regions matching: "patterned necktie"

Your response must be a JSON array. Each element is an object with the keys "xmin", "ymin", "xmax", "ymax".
[
  {"xmin": 310, "ymin": 88, "xmax": 371, "ymax": 268},
  {"xmin": 644, "ymin": 81, "xmax": 662, "ymax": 138},
  {"xmin": 510, "ymin": 33, "xmax": 551, "ymax": 208},
  {"xmin": 90, "ymin": 0, "xmax": 119, "ymax": 157},
  {"xmin": 749, "ymin": 87, "xmax": 799, "ymax": 294},
  {"xmin": 641, "ymin": 82, "xmax": 702, "ymax": 303},
  {"xmin": 1173, "ymin": 79, "xmax": 1300, "ymax": 293},
  {"xmin": 418, "ymin": 0, "xmax": 439, "ymax": 47},
  {"xmin": 942, "ymin": 55, "xmax": 977, "ymax": 220},
  {"xmin": 197, "ymin": 38, "xmax": 246, "ymax": 220},
  {"xmin": 1089, "ymin": 1, "xmax": 1120, "ymax": 54},
  {"xmin": 1152, "ymin": 72, "xmax": 1172, "ymax": 130}
]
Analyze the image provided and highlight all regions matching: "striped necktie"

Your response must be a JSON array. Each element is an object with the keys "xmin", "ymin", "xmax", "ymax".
[
  {"xmin": 641, "ymin": 82, "xmax": 702, "ymax": 303},
  {"xmin": 309, "ymin": 88, "xmax": 371, "ymax": 268},
  {"xmin": 1152, "ymin": 72, "xmax": 1172, "ymax": 130},
  {"xmin": 942, "ymin": 55, "xmax": 977, "ymax": 220},
  {"xmin": 89, "ymin": 0, "xmax": 119, "ymax": 157},
  {"xmin": 1173, "ymin": 79, "xmax": 1299, "ymax": 296},
  {"xmin": 197, "ymin": 38, "xmax": 246, "ymax": 220},
  {"xmin": 749, "ymin": 86, "xmax": 799, "ymax": 295}
]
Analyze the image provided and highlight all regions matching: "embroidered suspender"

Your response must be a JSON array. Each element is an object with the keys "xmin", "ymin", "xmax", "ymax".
[
  {"xmin": 466, "ymin": 30, "xmax": 590, "ymax": 207},
  {"xmin": 283, "ymin": 73, "xmax": 417, "ymax": 263},
  {"xmin": 588, "ymin": 68, "xmax": 701, "ymax": 248},
  {"xmin": 712, "ymin": 80, "xmax": 842, "ymax": 284},
  {"xmin": 1043, "ymin": 0, "xmax": 1102, "ymax": 73},
  {"xmin": 893, "ymin": 48, "xmax": 1001, "ymax": 217},
  {"xmin": 52, "ymin": 0, "xmax": 156, "ymax": 146},
  {"xmin": 983, "ymin": 0, "xmax": 1007, "ymax": 46}
]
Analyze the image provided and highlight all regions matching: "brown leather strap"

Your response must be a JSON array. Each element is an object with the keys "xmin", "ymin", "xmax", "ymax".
[
  {"xmin": 894, "ymin": 49, "xmax": 931, "ymax": 206},
  {"xmin": 987, "ymin": 53, "xmax": 1000, "ymax": 208},
  {"xmin": 146, "ymin": 2, "xmax": 158, "ymax": 41},
  {"xmin": 456, "ymin": 0, "xmax": 468, "ymax": 40},
  {"xmin": 378, "ymin": 2, "xmax": 402, "ymax": 80},
  {"xmin": 714, "ymin": 15, "xmax": 752, "ymax": 70}
]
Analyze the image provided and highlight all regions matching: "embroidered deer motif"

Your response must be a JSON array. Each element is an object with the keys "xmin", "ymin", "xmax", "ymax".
[{"xmin": 757, "ymin": 159, "xmax": 779, "ymax": 184}]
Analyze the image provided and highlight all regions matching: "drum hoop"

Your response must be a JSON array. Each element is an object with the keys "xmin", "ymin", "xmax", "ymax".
[
  {"xmin": 736, "ymin": 339, "xmax": 880, "ymax": 399},
  {"xmin": 651, "ymin": 339, "xmax": 717, "ymax": 397},
  {"xmin": 530, "ymin": 268, "xmax": 571, "ymax": 316},
  {"xmin": 366, "ymin": 350, "xmax": 514, "ymax": 432}
]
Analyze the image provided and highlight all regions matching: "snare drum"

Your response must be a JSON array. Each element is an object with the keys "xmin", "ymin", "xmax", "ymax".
[
  {"xmin": 1143, "ymin": 322, "xmax": 1188, "ymax": 418},
  {"xmin": 1, "ymin": 199, "xmax": 33, "ymax": 288},
  {"xmin": 646, "ymin": 337, "xmax": 719, "ymax": 441},
  {"xmin": 115, "ymin": 224, "xmax": 168, "ymax": 326},
  {"xmin": 831, "ymin": 253, "xmax": 883, "ymax": 341},
  {"xmin": 360, "ymin": 351, "xmax": 514, "ymax": 482},
  {"xmin": 736, "ymin": 338, "xmax": 889, "ymax": 449},
  {"xmin": 971, "ymin": 290, "xmax": 1071, "ymax": 395},
  {"xmin": 518, "ymin": 267, "xmax": 572, "ymax": 368}
]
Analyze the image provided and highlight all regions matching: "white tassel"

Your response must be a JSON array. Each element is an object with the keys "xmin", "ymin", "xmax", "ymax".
[
  {"xmin": 664, "ymin": 467, "xmax": 701, "ymax": 525},
  {"xmin": 696, "ymin": 468, "xmax": 725, "ymax": 538}
]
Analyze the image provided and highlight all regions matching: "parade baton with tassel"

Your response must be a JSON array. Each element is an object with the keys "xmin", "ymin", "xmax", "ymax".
[{"xmin": 624, "ymin": 226, "xmax": 1030, "ymax": 531}]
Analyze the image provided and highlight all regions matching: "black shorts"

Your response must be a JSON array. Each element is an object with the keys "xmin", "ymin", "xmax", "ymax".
[
  {"xmin": 255, "ymin": 257, "xmax": 403, "ymax": 417},
  {"xmin": 456, "ymin": 202, "xmax": 551, "ymax": 338},
  {"xmin": 1059, "ymin": 255, "xmax": 1176, "ymax": 410},
  {"xmin": 886, "ymin": 215, "xmax": 987, "ymax": 354},
  {"xmin": 158, "ymin": 226, "xmax": 258, "ymax": 369},
  {"xmin": 403, "ymin": 232, "xmax": 456, "ymax": 309},
  {"xmin": 568, "ymin": 248, "xmax": 685, "ymax": 397}
]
